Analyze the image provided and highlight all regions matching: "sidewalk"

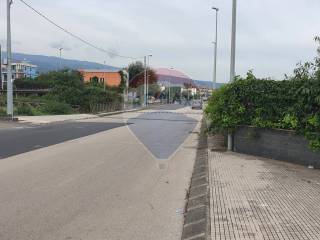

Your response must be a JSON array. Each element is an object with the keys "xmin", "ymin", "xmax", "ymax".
[{"xmin": 208, "ymin": 150, "xmax": 320, "ymax": 239}]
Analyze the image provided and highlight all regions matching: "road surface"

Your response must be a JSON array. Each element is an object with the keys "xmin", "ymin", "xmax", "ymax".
[
  {"xmin": 0, "ymin": 122, "xmax": 125, "ymax": 159},
  {"xmin": 0, "ymin": 106, "xmax": 202, "ymax": 240}
]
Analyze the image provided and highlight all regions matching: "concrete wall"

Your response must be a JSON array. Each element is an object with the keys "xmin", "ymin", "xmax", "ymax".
[{"xmin": 234, "ymin": 126, "xmax": 320, "ymax": 168}]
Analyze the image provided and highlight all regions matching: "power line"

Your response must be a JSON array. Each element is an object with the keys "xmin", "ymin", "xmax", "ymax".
[{"xmin": 17, "ymin": 0, "xmax": 142, "ymax": 60}]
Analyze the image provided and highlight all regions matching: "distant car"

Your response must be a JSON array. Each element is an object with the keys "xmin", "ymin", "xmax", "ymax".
[{"xmin": 191, "ymin": 100, "xmax": 202, "ymax": 110}]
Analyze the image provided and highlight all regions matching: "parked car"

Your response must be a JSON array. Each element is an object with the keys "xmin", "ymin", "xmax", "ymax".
[{"xmin": 191, "ymin": 100, "xmax": 202, "ymax": 109}]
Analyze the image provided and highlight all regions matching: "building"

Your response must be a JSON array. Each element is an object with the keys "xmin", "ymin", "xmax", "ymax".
[
  {"xmin": 155, "ymin": 68, "xmax": 198, "ymax": 96},
  {"xmin": 79, "ymin": 69, "xmax": 121, "ymax": 87},
  {"xmin": 1, "ymin": 61, "xmax": 38, "ymax": 82},
  {"xmin": 198, "ymin": 87, "xmax": 213, "ymax": 97}
]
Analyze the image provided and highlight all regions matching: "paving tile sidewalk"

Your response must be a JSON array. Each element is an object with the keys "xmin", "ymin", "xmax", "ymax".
[{"xmin": 209, "ymin": 150, "xmax": 320, "ymax": 240}]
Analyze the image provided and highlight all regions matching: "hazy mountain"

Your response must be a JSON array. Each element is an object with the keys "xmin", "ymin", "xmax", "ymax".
[
  {"xmin": 1, "ymin": 52, "xmax": 119, "ymax": 73},
  {"xmin": 194, "ymin": 80, "xmax": 225, "ymax": 89}
]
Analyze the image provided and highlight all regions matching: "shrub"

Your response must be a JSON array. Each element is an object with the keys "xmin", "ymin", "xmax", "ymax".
[
  {"xmin": 39, "ymin": 101, "xmax": 73, "ymax": 115},
  {"xmin": 15, "ymin": 103, "xmax": 35, "ymax": 116},
  {"xmin": 49, "ymin": 70, "xmax": 84, "ymax": 106},
  {"xmin": 206, "ymin": 38, "xmax": 320, "ymax": 151},
  {"xmin": 205, "ymin": 75, "xmax": 320, "ymax": 151},
  {"xmin": 14, "ymin": 78, "xmax": 52, "ymax": 90},
  {"xmin": 0, "ymin": 107, "xmax": 6, "ymax": 116}
]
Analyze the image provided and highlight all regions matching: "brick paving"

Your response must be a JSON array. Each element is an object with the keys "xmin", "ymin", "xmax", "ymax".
[{"xmin": 209, "ymin": 151, "xmax": 320, "ymax": 240}]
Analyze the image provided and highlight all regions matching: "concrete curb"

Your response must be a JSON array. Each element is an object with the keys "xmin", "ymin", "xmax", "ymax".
[
  {"xmin": 0, "ymin": 117, "xmax": 19, "ymax": 122},
  {"xmin": 97, "ymin": 107, "xmax": 144, "ymax": 117},
  {"xmin": 16, "ymin": 108, "xmax": 145, "ymax": 125},
  {"xmin": 182, "ymin": 119, "xmax": 210, "ymax": 240}
]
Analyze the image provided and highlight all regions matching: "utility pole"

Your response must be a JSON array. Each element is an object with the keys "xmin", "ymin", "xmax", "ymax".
[
  {"xmin": 146, "ymin": 55, "xmax": 152, "ymax": 106},
  {"xmin": 7, "ymin": 0, "xmax": 13, "ymax": 116},
  {"xmin": 168, "ymin": 68, "xmax": 174, "ymax": 104},
  {"xmin": 144, "ymin": 56, "xmax": 147, "ymax": 107},
  {"xmin": 230, "ymin": 0, "xmax": 237, "ymax": 83},
  {"xmin": 212, "ymin": 7, "xmax": 219, "ymax": 90},
  {"xmin": 228, "ymin": 0, "xmax": 237, "ymax": 151},
  {"xmin": 59, "ymin": 48, "xmax": 63, "ymax": 70},
  {"xmin": 168, "ymin": 81, "xmax": 171, "ymax": 104},
  {"xmin": 126, "ymin": 71, "xmax": 129, "ymax": 108},
  {"xmin": 0, "ymin": 44, "xmax": 3, "ymax": 90}
]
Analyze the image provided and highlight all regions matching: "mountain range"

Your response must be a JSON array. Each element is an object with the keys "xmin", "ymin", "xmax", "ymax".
[
  {"xmin": 193, "ymin": 80, "xmax": 225, "ymax": 89},
  {"xmin": 1, "ymin": 52, "xmax": 226, "ymax": 89},
  {"xmin": 1, "ymin": 52, "xmax": 119, "ymax": 73}
]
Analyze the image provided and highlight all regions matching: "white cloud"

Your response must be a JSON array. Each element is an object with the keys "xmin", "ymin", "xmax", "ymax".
[{"xmin": 0, "ymin": 0, "xmax": 318, "ymax": 82}]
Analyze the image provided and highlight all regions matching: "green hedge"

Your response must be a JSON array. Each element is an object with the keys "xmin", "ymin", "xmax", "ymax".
[{"xmin": 206, "ymin": 41, "xmax": 320, "ymax": 151}]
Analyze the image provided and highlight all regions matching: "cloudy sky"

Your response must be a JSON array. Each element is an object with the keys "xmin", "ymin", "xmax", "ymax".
[{"xmin": 0, "ymin": 0, "xmax": 319, "ymax": 82}]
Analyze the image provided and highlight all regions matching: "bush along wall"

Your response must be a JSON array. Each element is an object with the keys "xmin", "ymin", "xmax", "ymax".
[{"xmin": 205, "ymin": 38, "xmax": 320, "ymax": 151}]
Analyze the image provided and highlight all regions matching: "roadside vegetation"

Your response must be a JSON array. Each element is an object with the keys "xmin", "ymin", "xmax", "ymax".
[
  {"xmin": 206, "ymin": 37, "xmax": 320, "ymax": 151},
  {"xmin": 0, "ymin": 69, "xmax": 125, "ymax": 116}
]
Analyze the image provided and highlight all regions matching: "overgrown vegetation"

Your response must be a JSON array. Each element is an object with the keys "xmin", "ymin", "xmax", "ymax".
[
  {"xmin": 206, "ymin": 37, "xmax": 320, "ymax": 151},
  {"xmin": 1, "ymin": 69, "xmax": 125, "ymax": 116}
]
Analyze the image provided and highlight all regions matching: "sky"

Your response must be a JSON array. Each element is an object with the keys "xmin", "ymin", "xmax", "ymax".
[{"xmin": 0, "ymin": 0, "xmax": 319, "ymax": 82}]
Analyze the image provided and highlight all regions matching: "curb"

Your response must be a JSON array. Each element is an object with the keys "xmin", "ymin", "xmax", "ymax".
[
  {"xmin": 182, "ymin": 119, "xmax": 210, "ymax": 240},
  {"xmin": 17, "ymin": 108, "xmax": 145, "ymax": 125},
  {"xmin": 97, "ymin": 107, "xmax": 144, "ymax": 117},
  {"xmin": 0, "ymin": 117, "xmax": 19, "ymax": 122}
]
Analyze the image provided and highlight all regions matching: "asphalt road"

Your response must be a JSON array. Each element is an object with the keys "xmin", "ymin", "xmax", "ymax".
[
  {"xmin": 148, "ymin": 103, "xmax": 186, "ymax": 111},
  {"xmin": 128, "ymin": 111, "xmax": 198, "ymax": 159},
  {"xmin": 0, "ymin": 121, "xmax": 125, "ymax": 159},
  {"xmin": 0, "ymin": 107, "xmax": 202, "ymax": 240}
]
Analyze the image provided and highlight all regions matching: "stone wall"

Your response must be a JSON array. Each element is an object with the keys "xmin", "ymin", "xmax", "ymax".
[{"xmin": 234, "ymin": 126, "xmax": 320, "ymax": 168}]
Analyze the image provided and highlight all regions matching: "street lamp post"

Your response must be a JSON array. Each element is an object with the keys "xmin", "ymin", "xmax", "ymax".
[
  {"xmin": 212, "ymin": 7, "xmax": 219, "ymax": 90},
  {"xmin": 169, "ymin": 67, "xmax": 174, "ymax": 104},
  {"xmin": 230, "ymin": 0, "xmax": 237, "ymax": 83},
  {"xmin": 59, "ymin": 48, "xmax": 63, "ymax": 70},
  {"xmin": 6, "ymin": 0, "xmax": 13, "ymax": 116},
  {"xmin": 228, "ymin": 0, "xmax": 237, "ymax": 151},
  {"xmin": 0, "ymin": 44, "xmax": 3, "ymax": 90},
  {"xmin": 143, "ymin": 56, "xmax": 147, "ymax": 107},
  {"xmin": 146, "ymin": 55, "xmax": 152, "ymax": 106}
]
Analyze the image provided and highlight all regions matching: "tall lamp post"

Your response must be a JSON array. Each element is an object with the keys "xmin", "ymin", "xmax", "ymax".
[
  {"xmin": 169, "ymin": 67, "xmax": 174, "ymax": 104},
  {"xmin": 143, "ymin": 56, "xmax": 147, "ymax": 107},
  {"xmin": 59, "ymin": 48, "xmax": 63, "ymax": 70},
  {"xmin": 0, "ymin": 44, "xmax": 3, "ymax": 90},
  {"xmin": 230, "ymin": 0, "xmax": 237, "ymax": 83},
  {"xmin": 146, "ymin": 55, "xmax": 152, "ymax": 106},
  {"xmin": 6, "ymin": 0, "xmax": 13, "ymax": 116},
  {"xmin": 228, "ymin": 0, "xmax": 237, "ymax": 151},
  {"xmin": 212, "ymin": 7, "xmax": 219, "ymax": 90}
]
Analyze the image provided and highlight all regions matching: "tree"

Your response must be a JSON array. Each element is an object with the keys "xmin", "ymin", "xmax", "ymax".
[
  {"xmin": 118, "ymin": 70, "xmax": 127, "ymax": 93},
  {"xmin": 81, "ymin": 82, "xmax": 105, "ymax": 113},
  {"xmin": 49, "ymin": 70, "xmax": 84, "ymax": 106},
  {"xmin": 127, "ymin": 61, "xmax": 158, "ymax": 88},
  {"xmin": 148, "ymin": 84, "xmax": 161, "ymax": 98}
]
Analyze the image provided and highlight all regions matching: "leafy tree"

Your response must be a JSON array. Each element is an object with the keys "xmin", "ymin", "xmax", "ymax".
[
  {"xmin": 148, "ymin": 84, "xmax": 161, "ymax": 98},
  {"xmin": 49, "ymin": 70, "xmax": 84, "ymax": 106},
  {"xmin": 127, "ymin": 61, "xmax": 158, "ymax": 88},
  {"xmin": 118, "ymin": 70, "xmax": 127, "ymax": 93},
  {"xmin": 14, "ymin": 77, "xmax": 51, "ymax": 90},
  {"xmin": 80, "ymin": 82, "xmax": 105, "ymax": 113}
]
